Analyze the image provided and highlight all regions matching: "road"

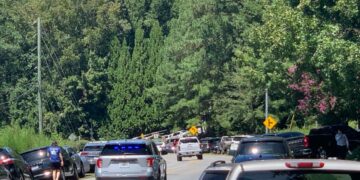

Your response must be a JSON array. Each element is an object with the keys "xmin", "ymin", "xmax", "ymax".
[{"xmin": 82, "ymin": 153, "xmax": 232, "ymax": 180}]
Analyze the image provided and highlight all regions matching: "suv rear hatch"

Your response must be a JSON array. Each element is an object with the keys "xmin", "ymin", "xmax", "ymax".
[
  {"xmin": 179, "ymin": 138, "xmax": 201, "ymax": 152},
  {"xmin": 98, "ymin": 143, "xmax": 153, "ymax": 176},
  {"xmin": 21, "ymin": 148, "xmax": 52, "ymax": 172}
]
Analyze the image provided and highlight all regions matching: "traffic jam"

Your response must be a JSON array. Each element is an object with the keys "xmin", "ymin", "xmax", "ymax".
[{"xmin": 1, "ymin": 123, "xmax": 360, "ymax": 179}]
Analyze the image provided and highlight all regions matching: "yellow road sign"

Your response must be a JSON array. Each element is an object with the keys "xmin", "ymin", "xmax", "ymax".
[
  {"xmin": 263, "ymin": 116, "xmax": 277, "ymax": 129},
  {"xmin": 189, "ymin": 126, "xmax": 198, "ymax": 135}
]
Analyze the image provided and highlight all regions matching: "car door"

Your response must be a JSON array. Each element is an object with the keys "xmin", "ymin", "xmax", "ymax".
[
  {"xmin": 67, "ymin": 147, "xmax": 81, "ymax": 172},
  {"xmin": 151, "ymin": 142, "xmax": 163, "ymax": 178},
  {"xmin": 61, "ymin": 147, "xmax": 74, "ymax": 174}
]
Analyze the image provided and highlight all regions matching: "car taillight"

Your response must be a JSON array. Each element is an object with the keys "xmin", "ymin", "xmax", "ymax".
[
  {"xmin": 96, "ymin": 158, "xmax": 102, "ymax": 168},
  {"xmin": 80, "ymin": 152, "xmax": 88, "ymax": 156},
  {"xmin": 303, "ymin": 136, "xmax": 309, "ymax": 148},
  {"xmin": 147, "ymin": 157, "xmax": 154, "ymax": 167},
  {"xmin": 0, "ymin": 158, "xmax": 14, "ymax": 165},
  {"xmin": 285, "ymin": 162, "xmax": 324, "ymax": 168}
]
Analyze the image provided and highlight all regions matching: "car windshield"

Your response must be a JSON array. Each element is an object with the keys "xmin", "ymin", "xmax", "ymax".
[
  {"xmin": 180, "ymin": 138, "xmax": 198, "ymax": 143},
  {"xmin": 239, "ymin": 141, "xmax": 286, "ymax": 155},
  {"xmin": 237, "ymin": 171, "xmax": 360, "ymax": 180},
  {"xmin": 101, "ymin": 144, "xmax": 152, "ymax": 155},
  {"xmin": 202, "ymin": 171, "xmax": 229, "ymax": 180},
  {"xmin": 21, "ymin": 149, "xmax": 48, "ymax": 162},
  {"xmin": 83, "ymin": 145, "xmax": 104, "ymax": 151}
]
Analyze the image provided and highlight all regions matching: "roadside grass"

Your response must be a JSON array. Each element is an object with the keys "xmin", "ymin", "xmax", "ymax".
[{"xmin": 0, "ymin": 124, "xmax": 86, "ymax": 153}]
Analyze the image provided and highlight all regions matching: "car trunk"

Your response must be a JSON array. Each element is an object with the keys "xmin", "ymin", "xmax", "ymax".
[{"xmin": 99, "ymin": 155, "xmax": 150, "ymax": 175}]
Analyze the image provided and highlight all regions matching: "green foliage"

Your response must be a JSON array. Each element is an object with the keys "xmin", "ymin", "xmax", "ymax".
[{"xmin": 0, "ymin": 0, "xmax": 359, "ymax": 139}]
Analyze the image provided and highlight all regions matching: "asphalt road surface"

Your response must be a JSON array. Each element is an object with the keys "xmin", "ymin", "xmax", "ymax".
[{"xmin": 82, "ymin": 153, "xmax": 232, "ymax": 180}]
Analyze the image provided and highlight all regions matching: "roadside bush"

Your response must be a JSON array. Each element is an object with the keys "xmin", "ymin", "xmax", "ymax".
[{"xmin": 0, "ymin": 124, "xmax": 82, "ymax": 153}]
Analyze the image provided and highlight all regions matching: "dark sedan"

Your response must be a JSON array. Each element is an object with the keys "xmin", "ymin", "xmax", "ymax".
[
  {"xmin": 21, "ymin": 146, "xmax": 79, "ymax": 180},
  {"xmin": 232, "ymin": 136, "xmax": 292, "ymax": 163},
  {"xmin": 0, "ymin": 147, "xmax": 33, "ymax": 180}
]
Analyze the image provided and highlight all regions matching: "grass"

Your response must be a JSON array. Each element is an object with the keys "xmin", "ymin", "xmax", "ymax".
[{"xmin": 0, "ymin": 124, "xmax": 86, "ymax": 153}]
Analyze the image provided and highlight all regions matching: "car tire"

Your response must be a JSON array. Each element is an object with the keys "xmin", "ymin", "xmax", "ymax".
[
  {"xmin": 197, "ymin": 155, "xmax": 203, "ymax": 160},
  {"xmin": 79, "ymin": 163, "xmax": 85, "ymax": 178},
  {"xmin": 177, "ymin": 156, "xmax": 182, "ymax": 161},
  {"xmin": 71, "ymin": 165, "xmax": 79, "ymax": 180}
]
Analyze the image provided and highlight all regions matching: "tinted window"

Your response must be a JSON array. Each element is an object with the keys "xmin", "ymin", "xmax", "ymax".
[
  {"xmin": 202, "ymin": 171, "xmax": 229, "ymax": 180},
  {"xmin": 237, "ymin": 171, "xmax": 360, "ymax": 180},
  {"xmin": 0, "ymin": 149, "xmax": 9, "ymax": 157},
  {"xmin": 21, "ymin": 149, "xmax": 48, "ymax": 162},
  {"xmin": 277, "ymin": 132, "xmax": 303, "ymax": 138},
  {"xmin": 233, "ymin": 137, "xmax": 244, "ymax": 141},
  {"xmin": 101, "ymin": 144, "xmax": 152, "ymax": 155},
  {"xmin": 84, "ymin": 145, "xmax": 104, "ymax": 151},
  {"xmin": 239, "ymin": 141, "xmax": 286, "ymax": 155},
  {"xmin": 180, "ymin": 138, "xmax": 198, "ymax": 143}
]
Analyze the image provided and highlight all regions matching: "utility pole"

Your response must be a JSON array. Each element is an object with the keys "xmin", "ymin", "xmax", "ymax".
[
  {"xmin": 37, "ymin": 17, "xmax": 42, "ymax": 133},
  {"xmin": 265, "ymin": 88, "xmax": 269, "ymax": 134}
]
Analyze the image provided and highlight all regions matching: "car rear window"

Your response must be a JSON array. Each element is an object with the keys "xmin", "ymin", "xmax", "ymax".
[
  {"xmin": 21, "ymin": 149, "xmax": 48, "ymax": 162},
  {"xmin": 237, "ymin": 171, "xmax": 360, "ymax": 180},
  {"xmin": 101, "ymin": 144, "xmax": 152, "ymax": 155},
  {"xmin": 83, "ymin": 145, "xmax": 104, "ymax": 151},
  {"xmin": 180, "ymin": 138, "xmax": 198, "ymax": 143},
  {"xmin": 201, "ymin": 171, "xmax": 229, "ymax": 180},
  {"xmin": 239, "ymin": 141, "xmax": 286, "ymax": 155}
]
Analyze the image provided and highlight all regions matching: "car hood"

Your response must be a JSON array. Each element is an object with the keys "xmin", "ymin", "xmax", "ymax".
[{"xmin": 234, "ymin": 154, "xmax": 285, "ymax": 163}]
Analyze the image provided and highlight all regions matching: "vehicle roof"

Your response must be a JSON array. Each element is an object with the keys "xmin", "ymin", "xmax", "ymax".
[
  {"xmin": 84, "ymin": 141, "xmax": 108, "ymax": 146},
  {"xmin": 105, "ymin": 139, "xmax": 151, "ymax": 145},
  {"xmin": 179, "ymin": 136, "xmax": 198, "ymax": 140},
  {"xmin": 204, "ymin": 160, "xmax": 234, "ymax": 171},
  {"xmin": 241, "ymin": 136, "xmax": 285, "ymax": 142},
  {"xmin": 232, "ymin": 159, "xmax": 360, "ymax": 172}
]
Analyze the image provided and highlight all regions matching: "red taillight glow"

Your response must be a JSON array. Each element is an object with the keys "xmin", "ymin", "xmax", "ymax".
[
  {"xmin": 147, "ymin": 157, "xmax": 154, "ymax": 167},
  {"xmin": 0, "ymin": 158, "xmax": 14, "ymax": 165},
  {"xmin": 80, "ymin": 152, "xmax": 89, "ymax": 156},
  {"xmin": 285, "ymin": 162, "xmax": 324, "ymax": 168},
  {"xmin": 303, "ymin": 136, "xmax": 309, "ymax": 148},
  {"xmin": 96, "ymin": 158, "xmax": 102, "ymax": 168}
]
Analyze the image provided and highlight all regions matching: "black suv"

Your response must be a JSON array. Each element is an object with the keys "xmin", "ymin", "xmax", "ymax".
[
  {"xmin": 232, "ymin": 136, "xmax": 292, "ymax": 163},
  {"xmin": 0, "ymin": 147, "xmax": 33, "ymax": 180},
  {"xmin": 21, "ymin": 146, "xmax": 79, "ymax": 180}
]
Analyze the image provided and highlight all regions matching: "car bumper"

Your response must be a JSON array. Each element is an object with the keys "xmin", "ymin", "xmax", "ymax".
[
  {"xmin": 178, "ymin": 151, "xmax": 202, "ymax": 157},
  {"xmin": 96, "ymin": 168, "xmax": 154, "ymax": 179},
  {"xmin": 32, "ymin": 169, "xmax": 53, "ymax": 180}
]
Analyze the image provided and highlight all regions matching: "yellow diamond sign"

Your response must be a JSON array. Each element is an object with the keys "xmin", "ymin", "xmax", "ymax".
[
  {"xmin": 189, "ymin": 126, "xmax": 198, "ymax": 135},
  {"xmin": 263, "ymin": 116, "xmax": 277, "ymax": 130}
]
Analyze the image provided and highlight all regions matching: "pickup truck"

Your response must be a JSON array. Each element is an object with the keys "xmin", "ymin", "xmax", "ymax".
[
  {"xmin": 306, "ymin": 124, "xmax": 360, "ymax": 158},
  {"xmin": 176, "ymin": 137, "xmax": 202, "ymax": 161}
]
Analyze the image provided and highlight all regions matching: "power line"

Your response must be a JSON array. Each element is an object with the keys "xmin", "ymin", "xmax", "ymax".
[{"xmin": 0, "ymin": 86, "xmax": 36, "ymax": 106}]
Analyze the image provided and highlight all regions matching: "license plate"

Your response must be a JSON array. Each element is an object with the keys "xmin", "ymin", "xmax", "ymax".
[
  {"xmin": 119, "ymin": 162, "xmax": 129, "ymax": 168},
  {"xmin": 31, "ymin": 166, "xmax": 39, "ymax": 171}
]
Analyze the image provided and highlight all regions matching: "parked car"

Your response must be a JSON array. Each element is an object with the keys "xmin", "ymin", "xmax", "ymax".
[
  {"xmin": 228, "ymin": 135, "xmax": 253, "ymax": 156},
  {"xmin": 226, "ymin": 159, "xmax": 360, "ymax": 180},
  {"xmin": 0, "ymin": 165, "xmax": 11, "ymax": 180},
  {"xmin": 200, "ymin": 137, "xmax": 220, "ymax": 153},
  {"xmin": 232, "ymin": 136, "xmax": 292, "ymax": 163},
  {"xmin": 199, "ymin": 160, "xmax": 233, "ymax": 180},
  {"xmin": 0, "ymin": 147, "xmax": 33, "ymax": 180},
  {"xmin": 63, "ymin": 146, "xmax": 87, "ymax": 177},
  {"xmin": 263, "ymin": 131, "xmax": 311, "ymax": 158},
  {"xmin": 176, "ymin": 137, "xmax": 202, "ymax": 161},
  {"xmin": 306, "ymin": 124, "xmax": 360, "ymax": 158},
  {"xmin": 79, "ymin": 141, "xmax": 107, "ymax": 171},
  {"xmin": 21, "ymin": 146, "xmax": 79, "ymax": 180},
  {"xmin": 95, "ymin": 139, "xmax": 167, "ymax": 180},
  {"xmin": 220, "ymin": 136, "xmax": 233, "ymax": 154}
]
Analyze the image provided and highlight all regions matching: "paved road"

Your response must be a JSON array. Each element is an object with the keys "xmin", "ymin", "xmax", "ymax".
[{"xmin": 82, "ymin": 153, "xmax": 232, "ymax": 180}]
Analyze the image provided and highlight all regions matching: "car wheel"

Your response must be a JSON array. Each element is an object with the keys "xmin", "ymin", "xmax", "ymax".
[
  {"xmin": 71, "ymin": 165, "xmax": 79, "ymax": 180},
  {"xmin": 78, "ymin": 163, "xmax": 85, "ymax": 178},
  {"xmin": 197, "ymin": 155, "xmax": 203, "ymax": 160},
  {"xmin": 177, "ymin": 156, "xmax": 182, "ymax": 161}
]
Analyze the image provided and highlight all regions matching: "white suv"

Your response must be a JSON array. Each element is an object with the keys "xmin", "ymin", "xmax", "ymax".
[{"xmin": 176, "ymin": 137, "xmax": 202, "ymax": 161}]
